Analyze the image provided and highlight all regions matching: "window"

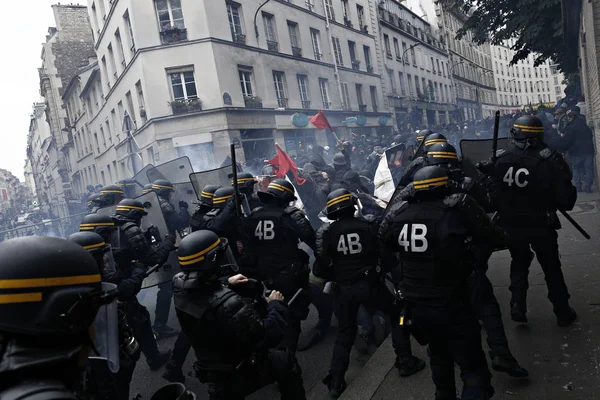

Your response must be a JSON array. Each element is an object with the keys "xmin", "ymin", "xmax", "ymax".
[
  {"xmin": 415, "ymin": 74, "xmax": 421, "ymax": 95},
  {"xmin": 431, "ymin": 57, "xmax": 435, "ymax": 73},
  {"xmin": 436, "ymin": 59, "xmax": 441, "ymax": 75},
  {"xmin": 111, "ymin": 109, "xmax": 118, "ymax": 139},
  {"xmin": 527, "ymin": 67, "xmax": 531, "ymax": 78},
  {"xmin": 97, "ymin": 0, "xmax": 106, "ymax": 20},
  {"xmin": 518, "ymin": 81, "xmax": 521, "ymax": 92},
  {"xmin": 147, "ymin": 146, "xmax": 155, "ymax": 164},
  {"xmin": 393, "ymin": 38, "xmax": 400, "ymax": 58},
  {"xmin": 442, "ymin": 61, "xmax": 446, "ymax": 77},
  {"xmin": 341, "ymin": 82, "xmax": 351, "ymax": 110},
  {"xmin": 305, "ymin": 0, "xmax": 315, "ymax": 11},
  {"xmin": 105, "ymin": 120, "xmax": 112, "ymax": 143},
  {"xmin": 297, "ymin": 74, "xmax": 310, "ymax": 108},
  {"xmin": 94, "ymin": 132, "xmax": 100, "ymax": 153},
  {"xmin": 383, "ymin": 34, "xmax": 391, "ymax": 57},
  {"xmin": 554, "ymin": 76, "xmax": 558, "ymax": 85},
  {"xmin": 422, "ymin": 78, "xmax": 427, "ymax": 96},
  {"xmin": 434, "ymin": 82, "xmax": 439, "ymax": 101},
  {"xmin": 124, "ymin": 11, "xmax": 135, "ymax": 53},
  {"xmin": 239, "ymin": 67, "xmax": 254, "ymax": 98},
  {"xmin": 363, "ymin": 45, "xmax": 372, "ymax": 69},
  {"xmin": 108, "ymin": 43, "xmax": 117, "ymax": 78},
  {"xmin": 355, "ymin": 83, "xmax": 364, "ymax": 105},
  {"xmin": 101, "ymin": 56, "xmax": 109, "ymax": 89},
  {"xmin": 91, "ymin": 3, "xmax": 99, "ymax": 33},
  {"xmin": 273, "ymin": 71, "xmax": 288, "ymax": 107},
  {"xmin": 325, "ymin": 0, "xmax": 335, "ymax": 20},
  {"xmin": 100, "ymin": 126, "xmax": 106, "ymax": 147},
  {"xmin": 369, "ymin": 86, "xmax": 378, "ymax": 111},
  {"xmin": 287, "ymin": 21, "xmax": 300, "ymax": 51},
  {"xmin": 136, "ymin": 80, "xmax": 146, "ymax": 119},
  {"xmin": 310, "ymin": 28, "xmax": 322, "ymax": 61},
  {"xmin": 227, "ymin": 2, "xmax": 244, "ymax": 40},
  {"xmin": 125, "ymin": 91, "xmax": 135, "ymax": 122},
  {"xmin": 388, "ymin": 70, "xmax": 396, "ymax": 93},
  {"xmin": 341, "ymin": 0, "xmax": 349, "ymax": 18},
  {"xmin": 263, "ymin": 13, "xmax": 277, "ymax": 46},
  {"xmin": 115, "ymin": 29, "xmax": 126, "ymax": 67},
  {"xmin": 401, "ymin": 42, "xmax": 407, "ymax": 62},
  {"xmin": 357, "ymin": 5, "xmax": 364, "ymax": 28},
  {"xmin": 546, "ymin": 81, "xmax": 550, "ymax": 92},
  {"xmin": 155, "ymin": 0, "xmax": 184, "ymax": 31},
  {"xmin": 410, "ymin": 46, "xmax": 416, "ymax": 65},
  {"xmin": 407, "ymin": 74, "xmax": 413, "ymax": 95},
  {"xmin": 319, "ymin": 78, "xmax": 330, "ymax": 108},
  {"xmin": 170, "ymin": 70, "xmax": 197, "ymax": 100},
  {"xmin": 332, "ymin": 37, "xmax": 343, "ymax": 66}
]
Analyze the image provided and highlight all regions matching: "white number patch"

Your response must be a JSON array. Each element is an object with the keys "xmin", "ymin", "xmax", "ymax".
[
  {"xmin": 336, "ymin": 233, "xmax": 363, "ymax": 255},
  {"xmin": 502, "ymin": 166, "xmax": 529, "ymax": 188},
  {"xmin": 397, "ymin": 223, "xmax": 428, "ymax": 252},
  {"xmin": 254, "ymin": 220, "xmax": 275, "ymax": 240}
]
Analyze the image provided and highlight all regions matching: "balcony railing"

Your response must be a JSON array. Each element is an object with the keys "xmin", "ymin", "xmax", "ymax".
[
  {"xmin": 367, "ymin": 64, "xmax": 374, "ymax": 73},
  {"xmin": 322, "ymin": 101, "xmax": 331, "ymax": 109},
  {"xmin": 292, "ymin": 46, "xmax": 302, "ymax": 57},
  {"xmin": 267, "ymin": 40, "xmax": 279, "ymax": 52},
  {"xmin": 314, "ymin": 52, "xmax": 323, "ymax": 61},
  {"xmin": 160, "ymin": 27, "xmax": 187, "ymax": 44},
  {"xmin": 386, "ymin": 50, "xmax": 392, "ymax": 59},
  {"xmin": 244, "ymin": 96, "xmax": 263, "ymax": 109},
  {"xmin": 351, "ymin": 60, "xmax": 361, "ymax": 70},
  {"xmin": 277, "ymin": 98, "xmax": 288, "ymax": 108},
  {"xmin": 372, "ymin": 105, "xmax": 378, "ymax": 112},
  {"xmin": 301, "ymin": 100, "xmax": 311, "ymax": 109},
  {"xmin": 170, "ymin": 98, "xmax": 202, "ymax": 115},
  {"xmin": 233, "ymin": 33, "xmax": 246, "ymax": 44},
  {"xmin": 359, "ymin": 104, "xmax": 367, "ymax": 112}
]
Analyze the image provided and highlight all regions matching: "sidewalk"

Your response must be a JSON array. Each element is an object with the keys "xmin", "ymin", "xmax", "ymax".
[{"xmin": 340, "ymin": 192, "xmax": 600, "ymax": 400}]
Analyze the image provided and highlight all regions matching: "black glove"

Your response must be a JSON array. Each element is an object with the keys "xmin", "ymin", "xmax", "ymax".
[
  {"xmin": 179, "ymin": 200, "xmax": 189, "ymax": 210},
  {"xmin": 476, "ymin": 160, "xmax": 494, "ymax": 174}
]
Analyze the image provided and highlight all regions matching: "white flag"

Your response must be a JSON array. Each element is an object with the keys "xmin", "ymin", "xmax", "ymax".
[{"xmin": 374, "ymin": 154, "xmax": 396, "ymax": 202}]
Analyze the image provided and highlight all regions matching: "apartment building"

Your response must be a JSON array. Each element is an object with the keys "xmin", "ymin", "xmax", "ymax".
[
  {"xmin": 436, "ymin": 3, "xmax": 496, "ymax": 121},
  {"xmin": 377, "ymin": 0, "xmax": 455, "ymax": 127},
  {"xmin": 491, "ymin": 40, "xmax": 566, "ymax": 115}
]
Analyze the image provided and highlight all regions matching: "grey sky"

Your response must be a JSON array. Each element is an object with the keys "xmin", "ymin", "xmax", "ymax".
[{"xmin": 1, "ymin": 1, "xmax": 57, "ymax": 180}]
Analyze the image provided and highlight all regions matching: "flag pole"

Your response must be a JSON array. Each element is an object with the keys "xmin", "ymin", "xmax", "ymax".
[{"xmin": 230, "ymin": 144, "xmax": 242, "ymax": 218}]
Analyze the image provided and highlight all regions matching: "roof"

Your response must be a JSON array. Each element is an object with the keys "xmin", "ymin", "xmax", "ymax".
[
  {"xmin": 62, "ymin": 61, "xmax": 98, "ymax": 100},
  {"xmin": 79, "ymin": 66, "xmax": 100, "ymax": 99}
]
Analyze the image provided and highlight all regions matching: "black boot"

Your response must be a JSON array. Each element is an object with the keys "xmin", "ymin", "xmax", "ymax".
[
  {"xmin": 492, "ymin": 354, "xmax": 529, "ymax": 377},
  {"xmin": 323, "ymin": 372, "xmax": 347, "ymax": 398},
  {"xmin": 510, "ymin": 302, "xmax": 527, "ymax": 323},
  {"xmin": 147, "ymin": 349, "xmax": 172, "ymax": 371},
  {"xmin": 556, "ymin": 307, "xmax": 577, "ymax": 327},
  {"xmin": 395, "ymin": 355, "xmax": 426, "ymax": 377},
  {"xmin": 162, "ymin": 359, "xmax": 186, "ymax": 383},
  {"xmin": 153, "ymin": 323, "xmax": 179, "ymax": 340},
  {"xmin": 297, "ymin": 326, "xmax": 326, "ymax": 351}
]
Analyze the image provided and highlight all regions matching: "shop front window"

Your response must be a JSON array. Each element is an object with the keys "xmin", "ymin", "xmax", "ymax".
[{"xmin": 283, "ymin": 129, "xmax": 316, "ymax": 157}]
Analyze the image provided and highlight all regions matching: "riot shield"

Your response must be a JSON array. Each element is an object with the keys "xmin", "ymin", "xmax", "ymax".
[
  {"xmin": 460, "ymin": 138, "xmax": 509, "ymax": 178},
  {"xmin": 189, "ymin": 166, "xmax": 233, "ymax": 200},
  {"xmin": 131, "ymin": 164, "xmax": 155, "ymax": 187},
  {"xmin": 384, "ymin": 143, "xmax": 406, "ymax": 168},
  {"xmin": 135, "ymin": 192, "xmax": 180, "ymax": 288},
  {"xmin": 95, "ymin": 205, "xmax": 118, "ymax": 218},
  {"xmin": 402, "ymin": 145, "xmax": 415, "ymax": 167},
  {"xmin": 147, "ymin": 157, "xmax": 193, "ymax": 184}
]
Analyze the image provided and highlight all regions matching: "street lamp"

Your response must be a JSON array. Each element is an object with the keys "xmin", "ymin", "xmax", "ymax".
[
  {"xmin": 448, "ymin": 60, "xmax": 465, "ymax": 121},
  {"xmin": 400, "ymin": 43, "xmax": 420, "ymax": 98},
  {"xmin": 533, "ymin": 80, "xmax": 544, "ymax": 103}
]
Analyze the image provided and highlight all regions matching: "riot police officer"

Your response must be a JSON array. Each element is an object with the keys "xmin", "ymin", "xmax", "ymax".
[
  {"xmin": 191, "ymin": 184, "xmax": 221, "ymax": 232},
  {"xmin": 427, "ymin": 144, "xmax": 528, "ymax": 378},
  {"xmin": 67, "ymin": 231, "xmax": 141, "ymax": 400},
  {"xmin": 245, "ymin": 179, "xmax": 315, "ymax": 352},
  {"xmin": 233, "ymin": 172, "xmax": 261, "ymax": 211},
  {"xmin": 398, "ymin": 133, "xmax": 448, "ymax": 187},
  {"xmin": 152, "ymin": 179, "xmax": 190, "ymax": 339},
  {"xmin": 379, "ymin": 166, "xmax": 507, "ymax": 400},
  {"xmin": 142, "ymin": 183, "xmax": 154, "ymax": 194},
  {"xmin": 117, "ymin": 179, "xmax": 139, "ymax": 198},
  {"xmin": 173, "ymin": 230, "xmax": 306, "ymax": 400},
  {"xmin": 314, "ymin": 189, "xmax": 425, "ymax": 398},
  {"xmin": 198, "ymin": 186, "xmax": 245, "ymax": 258},
  {"xmin": 97, "ymin": 184, "xmax": 126, "ymax": 209},
  {"xmin": 112, "ymin": 198, "xmax": 174, "ymax": 369},
  {"xmin": 486, "ymin": 115, "xmax": 577, "ymax": 326},
  {"xmin": 0, "ymin": 236, "xmax": 118, "ymax": 399},
  {"xmin": 88, "ymin": 192, "xmax": 102, "ymax": 211}
]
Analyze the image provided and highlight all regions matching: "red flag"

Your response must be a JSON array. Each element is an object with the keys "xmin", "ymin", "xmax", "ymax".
[
  {"xmin": 310, "ymin": 110, "xmax": 334, "ymax": 133},
  {"xmin": 267, "ymin": 144, "xmax": 306, "ymax": 185}
]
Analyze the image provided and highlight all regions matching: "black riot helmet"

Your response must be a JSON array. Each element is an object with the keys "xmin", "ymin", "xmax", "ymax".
[
  {"xmin": 423, "ymin": 133, "xmax": 447, "ymax": 152},
  {"xmin": 412, "ymin": 166, "xmax": 450, "ymax": 199},
  {"xmin": 232, "ymin": 172, "xmax": 256, "ymax": 195},
  {"xmin": 417, "ymin": 129, "xmax": 433, "ymax": 142},
  {"xmin": 426, "ymin": 142, "xmax": 460, "ymax": 167},
  {"xmin": 211, "ymin": 186, "xmax": 235, "ymax": 209},
  {"xmin": 510, "ymin": 115, "xmax": 544, "ymax": 142},
  {"xmin": 67, "ymin": 231, "xmax": 111, "ymax": 269},
  {"xmin": 200, "ymin": 184, "xmax": 221, "ymax": 207},
  {"xmin": 152, "ymin": 179, "xmax": 175, "ymax": 199},
  {"xmin": 99, "ymin": 184, "xmax": 125, "ymax": 206},
  {"xmin": 257, "ymin": 179, "xmax": 297, "ymax": 204},
  {"xmin": 116, "ymin": 179, "xmax": 138, "ymax": 198},
  {"xmin": 333, "ymin": 153, "xmax": 347, "ymax": 166},
  {"xmin": 0, "ymin": 236, "xmax": 104, "ymax": 337},
  {"xmin": 114, "ymin": 198, "xmax": 148, "ymax": 220},
  {"xmin": 142, "ymin": 183, "xmax": 153, "ymax": 194},
  {"xmin": 80, "ymin": 213, "xmax": 116, "ymax": 241},
  {"xmin": 325, "ymin": 188, "xmax": 356, "ymax": 219},
  {"xmin": 87, "ymin": 193, "xmax": 102, "ymax": 210},
  {"xmin": 177, "ymin": 230, "xmax": 237, "ymax": 278}
]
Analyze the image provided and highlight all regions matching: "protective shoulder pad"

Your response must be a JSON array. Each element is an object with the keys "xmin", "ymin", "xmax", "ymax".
[
  {"xmin": 496, "ymin": 149, "xmax": 507, "ymax": 158},
  {"xmin": 121, "ymin": 222, "xmax": 139, "ymax": 233},
  {"xmin": 361, "ymin": 214, "xmax": 378, "ymax": 223},
  {"xmin": 460, "ymin": 177, "xmax": 474, "ymax": 191},
  {"xmin": 209, "ymin": 286, "xmax": 239, "ymax": 310},
  {"xmin": 283, "ymin": 206, "xmax": 302, "ymax": 215},
  {"xmin": 539, "ymin": 148, "xmax": 552, "ymax": 159},
  {"xmin": 0, "ymin": 379, "xmax": 76, "ymax": 400},
  {"xmin": 443, "ymin": 193, "xmax": 466, "ymax": 208}
]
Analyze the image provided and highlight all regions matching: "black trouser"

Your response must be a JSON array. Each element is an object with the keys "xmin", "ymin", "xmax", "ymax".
[
  {"xmin": 87, "ymin": 349, "xmax": 140, "ymax": 400},
  {"xmin": 470, "ymin": 269, "xmax": 511, "ymax": 359},
  {"xmin": 171, "ymin": 331, "xmax": 192, "ymax": 367},
  {"xmin": 201, "ymin": 350, "xmax": 306, "ymax": 400},
  {"xmin": 506, "ymin": 225, "xmax": 570, "ymax": 312},
  {"xmin": 409, "ymin": 300, "xmax": 492, "ymax": 400},
  {"xmin": 155, "ymin": 281, "xmax": 173, "ymax": 328},
  {"xmin": 125, "ymin": 300, "xmax": 160, "ymax": 359},
  {"xmin": 330, "ymin": 279, "xmax": 412, "ymax": 376}
]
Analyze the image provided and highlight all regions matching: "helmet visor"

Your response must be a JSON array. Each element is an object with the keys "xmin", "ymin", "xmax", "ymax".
[
  {"xmin": 218, "ymin": 238, "xmax": 239, "ymax": 275},
  {"xmin": 101, "ymin": 245, "xmax": 117, "ymax": 278},
  {"xmin": 89, "ymin": 282, "xmax": 120, "ymax": 373}
]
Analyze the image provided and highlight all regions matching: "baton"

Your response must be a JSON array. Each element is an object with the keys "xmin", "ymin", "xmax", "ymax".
[
  {"xmin": 145, "ymin": 263, "xmax": 161, "ymax": 277},
  {"xmin": 287, "ymin": 288, "xmax": 304, "ymax": 307},
  {"xmin": 491, "ymin": 111, "xmax": 500, "ymax": 164},
  {"xmin": 560, "ymin": 210, "xmax": 591, "ymax": 239},
  {"xmin": 230, "ymin": 143, "xmax": 242, "ymax": 218}
]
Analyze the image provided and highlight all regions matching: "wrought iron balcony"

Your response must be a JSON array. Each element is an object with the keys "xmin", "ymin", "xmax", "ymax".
[
  {"xmin": 277, "ymin": 98, "xmax": 288, "ymax": 108},
  {"xmin": 322, "ymin": 101, "xmax": 331, "ymax": 109},
  {"xmin": 233, "ymin": 33, "xmax": 246, "ymax": 44},
  {"xmin": 359, "ymin": 104, "xmax": 367, "ymax": 112},
  {"xmin": 267, "ymin": 40, "xmax": 279, "ymax": 52},
  {"xmin": 170, "ymin": 98, "xmax": 202, "ymax": 115},
  {"xmin": 292, "ymin": 46, "xmax": 302, "ymax": 57},
  {"xmin": 301, "ymin": 100, "xmax": 311, "ymax": 109},
  {"xmin": 244, "ymin": 96, "xmax": 263, "ymax": 109},
  {"xmin": 160, "ymin": 27, "xmax": 187, "ymax": 44}
]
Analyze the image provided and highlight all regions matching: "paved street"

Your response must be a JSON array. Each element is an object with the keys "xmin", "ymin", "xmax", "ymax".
[{"xmin": 131, "ymin": 193, "xmax": 600, "ymax": 399}]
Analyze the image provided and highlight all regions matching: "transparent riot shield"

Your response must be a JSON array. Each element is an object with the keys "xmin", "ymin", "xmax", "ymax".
[
  {"xmin": 189, "ymin": 166, "xmax": 233, "ymax": 200},
  {"xmin": 131, "ymin": 164, "xmax": 155, "ymax": 187},
  {"xmin": 146, "ymin": 157, "xmax": 194, "ymax": 184},
  {"xmin": 402, "ymin": 145, "xmax": 415, "ymax": 167},
  {"xmin": 95, "ymin": 205, "xmax": 118, "ymax": 218},
  {"xmin": 460, "ymin": 138, "xmax": 509, "ymax": 178},
  {"xmin": 135, "ymin": 192, "xmax": 180, "ymax": 288},
  {"xmin": 384, "ymin": 143, "xmax": 406, "ymax": 168}
]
